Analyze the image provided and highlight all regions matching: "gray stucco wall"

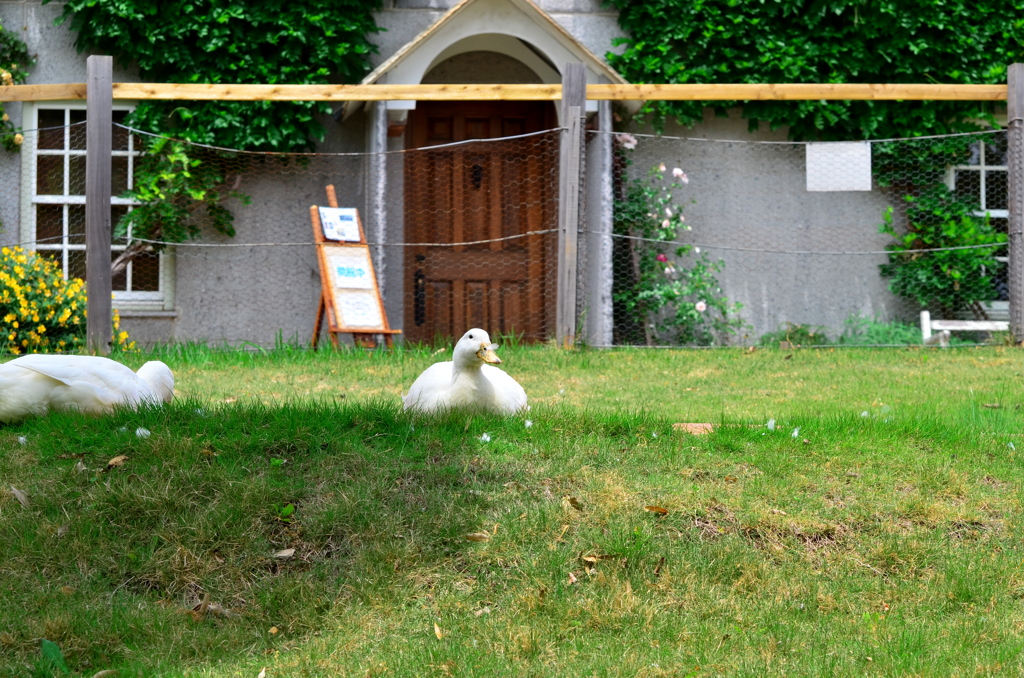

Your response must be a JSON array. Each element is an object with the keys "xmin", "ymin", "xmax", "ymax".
[{"xmin": 623, "ymin": 110, "xmax": 905, "ymax": 342}]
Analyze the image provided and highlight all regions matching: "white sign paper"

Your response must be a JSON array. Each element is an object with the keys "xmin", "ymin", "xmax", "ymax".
[
  {"xmin": 337, "ymin": 291, "xmax": 383, "ymax": 328},
  {"xmin": 319, "ymin": 207, "xmax": 361, "ymax": 241},
  {"xmin": 328, "ymin": 250, "xmax": 373, "ymax": 290},
  {"xmin": 806, "ymin": 141, "xmax": 872, "ymax": 192}
]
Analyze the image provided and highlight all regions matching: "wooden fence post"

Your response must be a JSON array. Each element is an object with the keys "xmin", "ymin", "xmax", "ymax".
[
  {"xmin": 1009, "ymin": 64, "xmax": 1024, "ymax": 343},
  {"xmin": 86, "ymin": 55, "xmax": 113, "ymax": 354},
  {"xmin": 557, "ymin": 63, "xmax": 585, "ymax": 348}
]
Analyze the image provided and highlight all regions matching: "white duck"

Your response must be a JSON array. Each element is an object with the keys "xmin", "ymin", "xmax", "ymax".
[
  {"xmin": 403, "ymin": 329, "xmax": 527, "ymax": 415},
  {"xmin": 0, "ymin": 354, "xmax": 174, "ymax": 423}
]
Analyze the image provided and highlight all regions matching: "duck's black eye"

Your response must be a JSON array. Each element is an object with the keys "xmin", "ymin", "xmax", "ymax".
[{"xmin": 468, "ymin": 334, "xmax": 474, "ymax": 339}]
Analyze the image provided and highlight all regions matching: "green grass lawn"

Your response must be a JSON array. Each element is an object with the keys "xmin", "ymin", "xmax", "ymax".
[{"xmin": 3, "ymin": 345, "xmax": 1024, "ymax": 677}]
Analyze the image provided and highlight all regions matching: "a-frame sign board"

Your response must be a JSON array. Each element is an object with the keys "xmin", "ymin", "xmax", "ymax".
[{"xmin": 310, "ymin": 185, "xmax": 400, "ymax": 349}]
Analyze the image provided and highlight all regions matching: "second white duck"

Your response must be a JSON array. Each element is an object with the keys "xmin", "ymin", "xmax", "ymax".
[
  {"xmin": 0, "ymin": 354, "xmax": 175, "ymax": 423},
  {"xmin": 403, "ymin": 329, "xmax": 527, "ymax": 415}
]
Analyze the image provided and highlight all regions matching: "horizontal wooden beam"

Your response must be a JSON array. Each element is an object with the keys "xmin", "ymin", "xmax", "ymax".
[
  {"xmin": 0, "ymin": 81, "xmax": 1009, "ymax": 103},
  {"xmin": 0, "ymin": 83, "xmax": 87, "ymax": 101},
  {"xmin": 113, "ymin": 83, "xmax": 564, "ymax": 101},
  {"xmin": 588, "ymin": 83, "xmax": 1009, "ymax": 101}
]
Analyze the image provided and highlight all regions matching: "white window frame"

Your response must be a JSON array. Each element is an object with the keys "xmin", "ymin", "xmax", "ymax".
[
  {"xmin": 19, "ymin": 101, "xmax": 175, "ymax": 313},
  {"xmin": 946, "ymin": 135, "xmax": 1009, "ymax": 309}
]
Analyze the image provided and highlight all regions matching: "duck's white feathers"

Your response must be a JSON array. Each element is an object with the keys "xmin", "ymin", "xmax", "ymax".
[
  {"xmin": 403, "ymin": 329, "xmax": 527, "ymax": 415},
  {"xmin": 0, "ymin": 355, "xmax": 174, "ymax": 423}
]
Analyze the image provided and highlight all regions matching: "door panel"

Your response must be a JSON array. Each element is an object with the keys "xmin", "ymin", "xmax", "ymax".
[{"xmin": 404, "ymin": 100, "xmax": 556, "ymax": 343}]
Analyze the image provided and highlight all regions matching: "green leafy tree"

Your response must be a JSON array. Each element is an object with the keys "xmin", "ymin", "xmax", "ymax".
[
  {"xmin": 52, "ymin": 0, "xmax": 382, "ymax": 152},
  {"xmin": 879, "ymin": 185, "xmax": 1006, "ymax": 318},
  {"xmin": 605, "ymin": 0, "xmax": 1023, "ymax": 140},
  {"xmin": 48, "ymin": 0, "xmax": 382, "ymax": 266},
  {"xmin": 0, "ymin": 20, "xmax": 35, "ymax": 151}
]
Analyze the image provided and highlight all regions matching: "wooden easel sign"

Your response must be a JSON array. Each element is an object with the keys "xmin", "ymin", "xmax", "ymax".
[{"xmin": 311, "ymin": 185, "xmax": 400, "ymax": 349}]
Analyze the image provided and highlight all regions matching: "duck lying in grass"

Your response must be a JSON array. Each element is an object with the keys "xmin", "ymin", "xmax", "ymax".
[
  {"xmin": 403, "ymin": 329, "xmax": 527, "ymax": 415},
  {"xmin": 0, "ymin": 354, "xmax": 174, "ymax": 423}
]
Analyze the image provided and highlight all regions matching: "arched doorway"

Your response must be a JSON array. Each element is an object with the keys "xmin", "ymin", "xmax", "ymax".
[{"xmin": 402, "ymin": 53, "xmax": 558, "ymax": 344}]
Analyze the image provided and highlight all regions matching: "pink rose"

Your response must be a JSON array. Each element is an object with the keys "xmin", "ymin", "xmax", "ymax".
[
  {"xmin": 656, "ymin": 253, "xmax": 668, "ymax": 262},
  {"xmin": 695, "ymin": 301, "xmax": 707, "ymax": 313}
]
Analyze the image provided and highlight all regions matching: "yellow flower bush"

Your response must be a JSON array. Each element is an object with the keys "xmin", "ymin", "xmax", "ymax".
[{"xmin": 0, "ymin": 247, "xmax": 135, "ymax": 354}]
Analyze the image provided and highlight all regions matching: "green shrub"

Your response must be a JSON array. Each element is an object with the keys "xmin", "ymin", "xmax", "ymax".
[{"xmin": 759, "ymin": 322, "xmax": 830, "ymax": 348}]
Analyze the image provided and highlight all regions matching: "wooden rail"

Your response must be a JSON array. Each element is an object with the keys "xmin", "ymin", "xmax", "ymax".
[{"xmin": 0, "ymin": 82, "xmax": 1009, "ymax": 102}]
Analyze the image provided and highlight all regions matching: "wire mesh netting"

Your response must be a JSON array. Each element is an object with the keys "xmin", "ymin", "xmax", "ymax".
[
  {"xmin": 0, "ymin": 109, "xmax": 1013, "ymax": 351},
  {"xmin": 593, "ymin": 128, "xmax": 1010, "ymax": 348}
]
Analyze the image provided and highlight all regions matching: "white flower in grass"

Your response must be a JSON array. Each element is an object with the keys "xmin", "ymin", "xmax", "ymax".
[
  {"xmin": 525, "ymin": 420, "xmax": 533, "ymax": 428},
  {"xmin": 1008, "ymin": 442, "xmax": 1016, "ymax": 450},
  {"xmin": 136, "ymin": 427, "xmax": 151, "ymax": 439},
  {"xmin": 695, "ymin": 301, "xmax": 707, "ymax": 313},
  {"xmin": 861, "ymin": 411, "xmax": 869, "ymax": 417},
  {"xmin": 479, "ymin": 433, "xmax": 491, "ymax": 443},
  {"xmin": 17, "ymin": 436, "xmax": 26, "ymax": 445},
  {"xmin": 767, "ymin": 419, "xmax": 776, "ymax": 431},
  {"xmin": 791, "ymin": 427, "xmax": 800, "ymax": 438}
]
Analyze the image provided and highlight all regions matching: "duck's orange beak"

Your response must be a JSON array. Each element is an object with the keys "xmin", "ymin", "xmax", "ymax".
[{"xmin": 476, "ymin": 342, "xmax": 501, "ymax": 364}]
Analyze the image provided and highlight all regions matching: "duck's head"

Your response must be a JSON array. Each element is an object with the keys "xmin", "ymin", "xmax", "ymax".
[
  {"xmin": 454, "ymin": 329, "xmax": 501, "ymax": 368},
  {"xmin": 137, "ymin": 361, "xmax": 175, "ymax": 404}
]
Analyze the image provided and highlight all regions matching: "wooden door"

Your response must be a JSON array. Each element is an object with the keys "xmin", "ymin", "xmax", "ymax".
[{"xmin": 404, "ymin": 100, "xmax": 557, "ymax": 344}]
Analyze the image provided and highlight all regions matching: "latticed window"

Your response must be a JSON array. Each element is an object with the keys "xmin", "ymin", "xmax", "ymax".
[
  {"xmin": 950, "ymin": 136, "xmax": 1009, "ymax": 301},
  {"xmin": 22, "ymin": 104, "xmax": 164, "ymax": 307}
]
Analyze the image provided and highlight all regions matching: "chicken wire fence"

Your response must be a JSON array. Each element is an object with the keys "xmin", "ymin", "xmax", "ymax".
[{"xmin": 0, "ymin": 115, "xmax": 1012, "ymax": 351}]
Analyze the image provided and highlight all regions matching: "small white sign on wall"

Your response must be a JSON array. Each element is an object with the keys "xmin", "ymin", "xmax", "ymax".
[
  {"xmin": 337, "ymin": 291, "xmax": 383, "ymax": 328},
  {"xmin": 806, "ymin": 141, "xmax": 872, "ymax": 192},
  {"xmin": 319, "ymin": 206, "xmax": 362, "ymax": 241}
]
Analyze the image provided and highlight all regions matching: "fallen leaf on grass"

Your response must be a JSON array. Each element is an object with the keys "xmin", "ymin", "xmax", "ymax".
[
  {"xmin": 474, "ymin": 606, "xmax": 492, "ymax": 617},
  {"xmin": 61, "ymin": 586, "xmax": 75, "ymax": 596},
  {"xmin": 724, "ymin": 475, "xmax": 738, "ymax": 483},
  {"xmin": 74, "ymin": 461, "xmax": 87, "ymax": 473},
  {"xmin": 465, "ymin": 532, "xmax": 491, "ymax": 542},
  {"xmin": 9, "ymin": 486, "xmax": 29, "ymax": 509},
  {"xmin": 564, "ymin": 496, "xmax": 584, "ymax": 512},
  {"xmin": 57, "ymin": 522, "xmax": 70, "ymax": 537},
  {"xmin": 269, "ymin": 626, "xmax": 279, "ymax": 635},
  {"xmin": 91, "ymin": 671, "xmax": 119, "ymax": 678},
  {"xmin": 567, "ymin": 572, "xmax": 578, "ymax": 585},
  {"xmin": 272, "ymin": 548, "xmax": 295, "ymax": 559},
  {"xmin": 256, "ymin": 670, "xmax": 266, "ymax": 678},
  {"xmin": 983, "ymin": 403, "xmax": 1001, "ymax": 409},
  {"xmin": 105, "ymin": 455, "xmax": 128, "ymax": 471},
  {"xmin": 644, "ymin": 505, "xmax": 669, "ymax": 515},
  {"xmin": 434, "ymin": 623, "xmax": 443, "ymax": 639}
]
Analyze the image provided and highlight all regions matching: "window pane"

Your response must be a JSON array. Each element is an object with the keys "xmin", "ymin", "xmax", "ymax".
[
  {"xmin": 36, "ymin": 155, "xmax": 64, "ymax": 195},
  {"xmin": 36, "ymin": 109, "xmax": 65, "ymax": 150},
  {"xmin": 111, "ymin": 250, "xmax": 127, "ymax": 291},
  {"xmin": 67, "ymin": 249, "xmax": 86, "ymax": 281},
  {"xmin": 68, "ymin": 155, "xmax": 86, "ymax": 195},
  {"xmin": 112, "ymin": 205, "xmax": 130, "ymax": 244},
  {"xmin": 985, "ymin": 170, "xmax": 1007, "ymax": 211},
  {"xmin": 985, "ymin": 137, "xmax": 1008, "ymax": 166},
  {"xmin": 36, "ymin": 204, "xmax": 64, "ymax": 243},
  {"xmin": 69, "ymin": 110, "xmax": 87, "ymax": 150},
  {"xmin": 112, "ymin": 156, "xmax": 129, "ymax": 195},
  {"xmin": 131, "ymin": 251, "xmax": 160, "ymax": 291},
  {"xmin": 112, "ymin": 111, "xmax": 130, "ymax": 151},
  {"xmin": 967, "ymin": 141, "xmax": 981, "ymax": 165},
  {"xmin": 954, "ymin": 169, "xmax": 980, "ymax": 204},
  {"xmin": 68, "ymin": 205, "xmax": 85, "ymax": 245}
]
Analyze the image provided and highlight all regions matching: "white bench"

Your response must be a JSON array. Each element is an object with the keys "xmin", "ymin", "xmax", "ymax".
[{"xmin": 920, "ymin": 310, "xmax": 1008, "ymax": 346}]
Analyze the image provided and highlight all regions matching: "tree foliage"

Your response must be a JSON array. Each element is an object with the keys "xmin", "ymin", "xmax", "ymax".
[
  {"xmin": 605, "ymin": 0, "xmax": 1024, "ymax": 140},
  {"xmin": 52, "ymin": 0, "xmax": 383, "ymax": 152},
  {"xmin": 0, "ymin": 19, "xmax": 34, "ymax": 151}
]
